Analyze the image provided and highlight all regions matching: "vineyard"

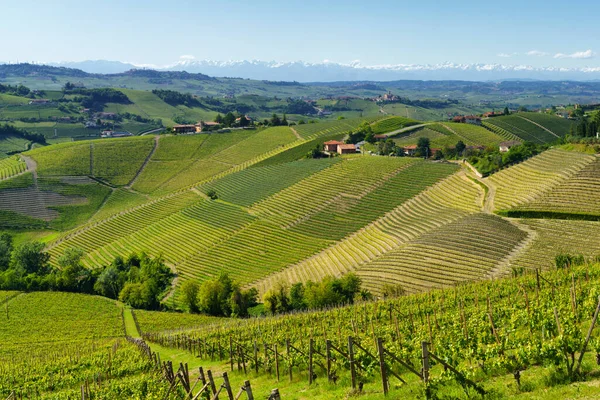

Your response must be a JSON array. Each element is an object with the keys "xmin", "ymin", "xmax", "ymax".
[
  {"xmin": 484, "ymin": 114, "xmax": 566, "ymax": 144},
  {"xmin": 370, "ymin": 116, "xmax": 420, "ymax": 134},
  {"xmin": 391, "ymin": 122, "xmax": 502, "ymax": 148},
  {"xmin": 141, "ymin": 262, "xmax": 600, "ymax": 399},
  {"xmin": 487, "ymin": 148, "xmax": 596, "ymax": 211},
  {"xmin": 507, "ymin": 156, "xmax": 600, "ymax": 218},
  {"xmin": 0, "ymin": 156, "xmax": 26, "ymax": 180}
]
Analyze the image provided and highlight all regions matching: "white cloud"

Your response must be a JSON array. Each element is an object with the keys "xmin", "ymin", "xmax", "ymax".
[
  {"xmin": 497, "ymin": 53, "xmax": 515, "ymax": 58},
  {"xmin": 554, "ymin": 49, "xmax": 595, "ymax": 59},
  {"xmin": 179, "ymin": 55, "xmax": 196, "ymax": 60},
  {"xmin": 526, "ymin": 50, "xmax": 549, "ymax": 57}
]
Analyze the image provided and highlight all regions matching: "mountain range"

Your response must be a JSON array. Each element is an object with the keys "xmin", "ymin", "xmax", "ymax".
[{"xmin": 38, "ymin": 59, "xmax": 600, "ymax": 82}]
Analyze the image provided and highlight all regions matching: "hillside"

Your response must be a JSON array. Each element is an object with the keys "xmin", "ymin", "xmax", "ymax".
[
  {"xmin": 484, "ymin": 112, "xmax": 574, "ymax": 143},
  {"xmin": 6, "ymin": 262, "xmax": 600, "ymax": 398},
  {"xmin": 0, "ymin": 116, "xmax": 597, "ymax": 301}
]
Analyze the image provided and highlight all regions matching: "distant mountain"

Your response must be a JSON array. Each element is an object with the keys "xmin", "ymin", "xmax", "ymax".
[
  {"xmin": 49, "ymin": 60, "xmax": 137, "ymax": 74},
  {"xmin": 9, "ymin": 59, "xmax": 600, "ymax": 82}
]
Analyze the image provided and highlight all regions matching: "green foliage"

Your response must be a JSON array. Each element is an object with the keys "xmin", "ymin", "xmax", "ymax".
[
  {"xmin": 196, "ymin": 273, "xmax": 257, "ymax": 317},
  {"xmin": 152, "ymin": 89, "xmax": 202, "ymax": 107}
]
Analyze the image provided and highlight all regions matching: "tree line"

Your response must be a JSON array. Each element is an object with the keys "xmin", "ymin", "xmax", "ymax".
[
  {"xmin": 0, "ymin": 234, "xmax": 172, "ymax": 310},
  {"xmin": 179, "ymin": 272, "xmax": 376, "ymax": 317}
]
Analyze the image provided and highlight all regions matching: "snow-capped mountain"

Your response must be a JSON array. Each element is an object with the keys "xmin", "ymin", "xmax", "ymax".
[{"xmin": 44, "ymin": 59, "xmax": 600, "ymax": 81}]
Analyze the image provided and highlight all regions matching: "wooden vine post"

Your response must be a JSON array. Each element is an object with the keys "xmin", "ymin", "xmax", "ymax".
[
  {"xmin": 376, "ymin": 338, "xmax": 389, "ymax": 396},
  {"xmin": 308, "ymin": 338, "xmax": 314, "ymax": 385},
  {"xmin": 326, "ymin": 340, "xmax": 332, "ymax": 382},
  {"xmin": 348, "ymin": 336, "xmax": 357, "ymax": 390},
  {"xmin": 421, "ymin": 341, "xmax": 430, "ymax": 384}
]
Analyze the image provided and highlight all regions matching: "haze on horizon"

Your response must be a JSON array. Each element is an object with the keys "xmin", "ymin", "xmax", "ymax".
[{"xmin": 1, "ymin": 0, "xmax": 600, "ymax": 71}]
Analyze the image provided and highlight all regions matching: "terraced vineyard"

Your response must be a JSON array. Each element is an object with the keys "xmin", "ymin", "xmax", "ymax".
[
  {"xmin": 511, "ymin": 219, "xmax": 600, "ymax": 269},
  {"xmin": 392, "ymin": 122, "xmax": 502, "ymax": 148},
  {"xmin": 356, "ymin": 214, "xmax": 527, "ymax": 293},
  {"xmin": 442, "ymin": 122, "xmax": 504, "ymax": 146},
  {"xmin": 0, "ymin": 155, "xmax": 26, "ymax": 179},
  {"xmin": 508, "ymin": 156, "xmax": 600, "ymax": 217},
  {"xmin": 370, "ymin": 116, "xmax": 420, "ymax": 134},
  {"xmin": 199, "ymin": 158, "xmax": 340, "ymax": 207},
  {"xmin": 485, "ymin": 114, "xmax": 563, "ymax": 144},
  {"xmin": 251, "ymin": 171, "xmax": 482, "ymax": 294},
  {"xmin": 92, "ymin": 136, "xmax": 155, "ymax": 186},
  {"xmin": 47, "ymin": 190, "xmax": 202, "ymax": 266},
  {"xmin": 293, "ymin": 116, "xmax": 382, "ymax": 139},
  {"xmin": 27, "ymin": 141, "xmax": 92, "ymax": 176},
  {"xmin": 518, "ymin": 112, "xmax": 574, "ymax": 136},
  {"xmin": 487, "ymin": 148, "xmax": 596, "ymax": 211}
]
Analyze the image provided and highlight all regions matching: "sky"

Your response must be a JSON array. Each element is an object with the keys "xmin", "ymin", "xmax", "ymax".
[{"xmin": 2, "ymin": 0, "xmax": 600, "ymax": 68}]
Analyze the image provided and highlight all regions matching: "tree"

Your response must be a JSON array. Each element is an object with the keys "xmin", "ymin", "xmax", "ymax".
[
  {"xmin": 270, "ymin": 114, "xmax": 281, "ymax": 126},
  {"xmin": 238, "ymin": 115, "xmax": 250, "ymax": 127},
  {"xmin": 290, "ymin": 282, "xmax": 307, "ymax": 310},
  {"xmin": 455, "ymin": 140, "xmax": 466, "ymax": 156},
  {"xmin": 11, "ymin": 242, "xmax": 49, "ymax": 275},
  {"xmin": 214, "ymin": 114, "xmax": 223, "ymax": 124},
  {"xmin": 223, "ymin": 112, "xmax": 236, "ymax": 127},
  {"xmin": 416, "ymin": 137, "xmax": 431, "ymax": 158},
  {"xmin": 503, "ymin": 107, "xmax": 510, "ymax": 115},
  {"xmin": 0, "ymin": 233, "xmax": 13, "ymax": 271},
  {"xmin": 281, "ymin": 114, "xmax": 288, "ymax": 126},
  {"xmin": 94, "ymin": 266, "xmax": 122, "ymax": 299},
  {"xmin": 181, "ymin": 281, "xmax": 200, "ymax": 313}
]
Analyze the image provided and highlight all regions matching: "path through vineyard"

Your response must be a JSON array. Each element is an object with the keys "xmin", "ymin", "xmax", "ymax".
[{"xmin": 123, "ymin": 307, "xmax": 215, "ymax": 379}]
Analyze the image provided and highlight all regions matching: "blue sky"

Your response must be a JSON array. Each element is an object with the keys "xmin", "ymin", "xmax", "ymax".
[{"xmin": 2, "ymin": 0, "xmax": 600, "ymax": 68}]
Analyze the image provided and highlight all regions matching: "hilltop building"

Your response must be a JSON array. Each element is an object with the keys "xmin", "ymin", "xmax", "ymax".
[
  {"xmin": 324, "ymin": 140, "xmax": 344, "ymax": 152},
  {"xmin": 28, "ymin": 99, "xmax": 51, "ymax": 105},
  {"xmin": 337, "ymin": 144, "xmax": 358, "ymax": 154},
  {"xmin": 499, "ymin": 140, "xmax": 521, "ymax": 152}
]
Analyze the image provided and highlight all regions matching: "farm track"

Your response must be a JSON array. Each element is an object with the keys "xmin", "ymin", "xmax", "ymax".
[
  {"xmin": 384, "ymin": 123, "xmax": 430, "ymax": 138},
  {"xmin": 441, "ymin": 124, "xmax": 476, "ymax": 145},
  {"xmin": 290, "ymin": 126, "xmax": 302, "ymax": 140},
  {"xmin": 45, "ymin": 134, "xmax": 309, "ymax": 252},
  {"xmin": 20, "ymin": 155, "xmax": 38, "ymax": 187},
  {"xmin": 126, "ymin": 135, "xmax": 159, "ymax": 188},
  {"xmin": 517, "ymin": 116, "xmax": 560, "ymax": 139}
]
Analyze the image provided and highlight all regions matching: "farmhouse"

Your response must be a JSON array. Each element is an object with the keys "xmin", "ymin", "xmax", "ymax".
[
  {"xmin": 324, "ymin": 140, "xmax": 344, "ymax": 152},
  {"xmin": 337, "ymin": 144, "xmax": 358, "ymax": 154},
  {"xmin": 28, "ymin": 99, "xmax": 51, "ymax": 105},
  {"xmin": 403, "ymin": 144, "xmax": 418, "ymax": 156},
  {"xmin": 101, "ymin": 130, "xmax": 132, "ymax": 138},
  {"xmin": 96, "ymin": 112, "xmax": 117, "ymax": 120},
  {"xmin": 374, "ymin": 134, "xmax": 387, "ymax": 140},
  {"xmin": 173, "ymin": 124, "xmax": 201, "ymax": 134},
  {"xmin": 464, "ymin": 116, "xmax": 482, "ymax": 125},
  {"xmin": 200, "ymin": 121, "xmax": 221, "ymax": 131},
  {"xmin": 499, "ymin": 140, "xmax": 521, "ymax": 152}
]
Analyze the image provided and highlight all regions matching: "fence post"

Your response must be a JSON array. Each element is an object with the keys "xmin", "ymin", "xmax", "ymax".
[
  {"xmin": 326, "ymin": 340, "xmax": 332, "ymax": 382},
  {"xmin": 421, "ymin": 341, "xmax": 430, "ymax": 384},
  {"xmin": 286, "ymin": 339, "xmax": 293, "ymax": 382},
  {"xmin": 377, "ymin": 338, "xmax": 389, "ymax": 396},
  {"xmin": 348, "ymin": 336, "xmax": 357, "ymax": 390},
  {"xmin": 274, "ymin": 344, "xmax": 280, "ymax": 382},
  {"xmin": 222, "ymin": 372, "xmax": 234, "ymax": 400},
  {"xmin": 269, "ymin": 388, "xmax": 281, "ymax": 400},
  {"xmin": 229, "ymin": 336, "xmax": 234, "ymax": 371},
  {"xmin": 309, "ymin": 338, "xmax": 314, "ymax": 384},
  {"xmin": 207, "ymin": 369, "xmax": 218, "ymax": 400},
  {"xmin": 254, "ymin": 341, "xmax": 259, "ymax": 373},
  {"xmin": 244, "ymin": 380, "xmax": 254, "ymax": 400}
]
